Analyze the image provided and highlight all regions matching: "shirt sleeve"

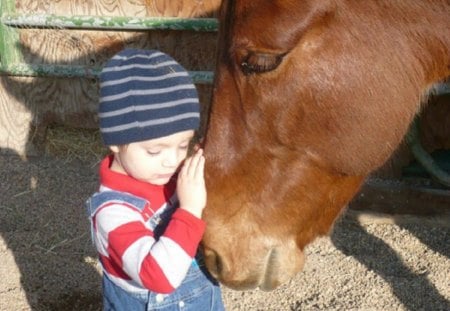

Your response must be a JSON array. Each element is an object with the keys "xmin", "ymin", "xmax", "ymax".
[{"xmin": 93, "ymin": 203, "xmax": 205, "ymax": 293}]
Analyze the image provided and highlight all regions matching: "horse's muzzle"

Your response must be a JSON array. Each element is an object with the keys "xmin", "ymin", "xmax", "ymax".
[{"xmin": 203, "ymin": 242, "xmax": 305, "ymax": 291}]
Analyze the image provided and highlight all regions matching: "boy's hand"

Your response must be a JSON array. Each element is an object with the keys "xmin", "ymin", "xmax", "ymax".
[{"xmin": 177, "ymin": 149, "xmax": 206, "ymax": 218}]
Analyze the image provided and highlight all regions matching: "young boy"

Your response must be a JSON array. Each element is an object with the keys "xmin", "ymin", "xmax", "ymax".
[{"xmin": 86, "ymin": 48, "xmax": 225, "ymax": 310}]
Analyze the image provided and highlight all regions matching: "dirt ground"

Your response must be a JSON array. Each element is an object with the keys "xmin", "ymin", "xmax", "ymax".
[{"xmin": 0, "ymin": 152, "xmax": 449, "ymax": 311}]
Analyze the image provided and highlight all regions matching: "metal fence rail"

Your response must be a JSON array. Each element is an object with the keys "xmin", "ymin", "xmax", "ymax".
[
  {"xmin": 0, "ymin": 2, "xmax": 217, "ymax": 82},
  {"xmin": 0, "ymin": 62, "xmax": 215, "ymax": 82},
  {"xmin": 1, "ymin": 13, "xmax": 218, "ymax": 31}
]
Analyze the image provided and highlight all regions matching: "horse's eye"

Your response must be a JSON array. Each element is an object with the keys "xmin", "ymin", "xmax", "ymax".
[{"xmin": 240, "ymin": 52, "xmax": 286, "ymax": 75}]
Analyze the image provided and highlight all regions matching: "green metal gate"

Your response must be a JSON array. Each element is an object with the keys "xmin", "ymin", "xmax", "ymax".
[
  {"xmin": 0, "ymin": 0, "xmax": 217, "ymax": 82},
  {"xmin": 0, "ymin": 0, "xmax": 449, "ymax": 186}
]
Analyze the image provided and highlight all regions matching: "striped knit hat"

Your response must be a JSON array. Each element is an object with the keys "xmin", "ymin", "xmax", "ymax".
[{"xmin": 98, "ymin": 48, "xmax": 200, "ymax": 146}]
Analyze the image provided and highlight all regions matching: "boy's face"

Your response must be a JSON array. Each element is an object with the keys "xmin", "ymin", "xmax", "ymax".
[{"xmin": 109, "ymin": 130, "xmax": 195, "ymax": 185}]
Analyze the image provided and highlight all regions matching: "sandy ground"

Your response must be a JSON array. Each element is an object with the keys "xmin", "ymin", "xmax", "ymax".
[{"xmin": 0, "ymin": 153, "xmax": 449, "ymax": 311}]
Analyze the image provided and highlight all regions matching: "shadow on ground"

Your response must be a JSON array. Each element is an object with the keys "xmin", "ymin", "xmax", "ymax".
[
  {"xmin": 0, "ymin": 151, "xmax": 102, "ymax": 310},
  {"xmin": 331, "ymin": 215, "xmax": 450, "ymax": 311}
]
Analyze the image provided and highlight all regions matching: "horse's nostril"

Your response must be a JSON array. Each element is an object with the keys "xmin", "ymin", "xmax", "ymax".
[
  {"xmin": 204, "ymin": 248, "xmax": 222, "ymax": 278},
  {"xmin": 214, "ymin": 251, "xmax": 223, "ymax": 276}
]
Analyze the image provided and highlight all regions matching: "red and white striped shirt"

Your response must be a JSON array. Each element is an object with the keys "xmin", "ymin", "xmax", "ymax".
[{"xmin": 89, "ymin": 155, "xmax": 206, "ymax": 294}]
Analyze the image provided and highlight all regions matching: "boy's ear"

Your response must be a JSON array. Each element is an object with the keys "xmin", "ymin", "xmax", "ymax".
[{"xmin": 109, "ymin": 145, "xmax": 120, "ymax": 153}]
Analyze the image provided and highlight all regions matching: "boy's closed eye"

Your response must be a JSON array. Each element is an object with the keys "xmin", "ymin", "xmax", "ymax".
[
  {"xmin": 147, "ymin": 143, "xmax": 189, "ymax": 156},
  {"xmin": 179, "ymin": 144, "xmax": 189, "ymax": 150},
  {"xmin": 147, "ymin": 150, "xmax": 161, "ymax": 156}
]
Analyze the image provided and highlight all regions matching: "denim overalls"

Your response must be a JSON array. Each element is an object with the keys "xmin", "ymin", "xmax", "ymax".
[{"xmin": 87, "ymin": 191, "xmax": 225, "ymax": 311}]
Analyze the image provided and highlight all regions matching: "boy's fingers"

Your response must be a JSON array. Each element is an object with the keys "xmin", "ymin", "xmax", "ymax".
[
  {"xmin": 181, "ymin": 156, "xmax": 192, "ymax": 176},
  {"xmin": 192, "ymin": 150, "xmax": 204, "ymax": 178},
  {"xmin": 195, "ymin": 156, "xmax": 205, "ymax": 179},
  {"xmin": 180, "ymin": 149, "xmax": 204, "ymax": 179}
]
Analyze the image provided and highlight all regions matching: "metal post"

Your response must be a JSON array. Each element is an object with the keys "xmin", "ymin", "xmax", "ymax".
[
  {"xmin": 0, "ymin": 0, "xmax": 24, "ymax": 73},
  {"xmin": 406, "ymin": 117, "xmax": 450, "ymax": 187}
]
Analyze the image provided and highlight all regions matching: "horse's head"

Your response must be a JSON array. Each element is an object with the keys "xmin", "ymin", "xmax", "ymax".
[{"xmin": 201, "ymin": 0, "xmax": 450, "ymax": 290}]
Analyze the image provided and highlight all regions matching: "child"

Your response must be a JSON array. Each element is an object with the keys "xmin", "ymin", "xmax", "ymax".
[{"xmin": 86, "ymin": 48, "xmax": 225, "ymax": 310}]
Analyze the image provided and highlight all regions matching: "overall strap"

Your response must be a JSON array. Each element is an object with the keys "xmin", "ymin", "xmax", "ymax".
[
  {"xmin": 86, "ymin": 191, "xmax": 178, "ymax": 232},
  {"xmin": 86, "ymin": 191, "xmax": 149, "ymax": 217}
]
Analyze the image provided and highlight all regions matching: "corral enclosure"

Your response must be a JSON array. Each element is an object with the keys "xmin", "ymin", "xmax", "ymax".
[
  {"xmin": 0, "ymin": 0, "xmax": 449, "ymax": 196},
  {"xmin": 0, "ymin": 0, "xmax": 221, "ymax": 155}
]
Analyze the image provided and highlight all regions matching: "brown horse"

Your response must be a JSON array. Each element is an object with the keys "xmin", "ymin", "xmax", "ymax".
[{"xmin": 201, "ymin": 0, "xmax": 450, "ymax": 291}]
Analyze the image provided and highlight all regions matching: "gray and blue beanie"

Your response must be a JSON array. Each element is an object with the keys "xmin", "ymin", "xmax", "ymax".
[{"xmin": 98, "ymin": 48, "xmax": 200, "ymax": 146}]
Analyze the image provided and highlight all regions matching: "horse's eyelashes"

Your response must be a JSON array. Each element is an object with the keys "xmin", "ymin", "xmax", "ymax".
[
  {"xmin": 241, "ymin": 61, "xmax": 260, "ymax": 75},
  {"xmin": 240, "ymin": 52, "xmax": 286, "ymax": 75}
]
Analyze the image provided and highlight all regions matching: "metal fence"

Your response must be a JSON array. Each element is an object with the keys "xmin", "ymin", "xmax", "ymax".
[{"xmin": 0, "ymin": 0, "xmax": 449, "ymax": 186}]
